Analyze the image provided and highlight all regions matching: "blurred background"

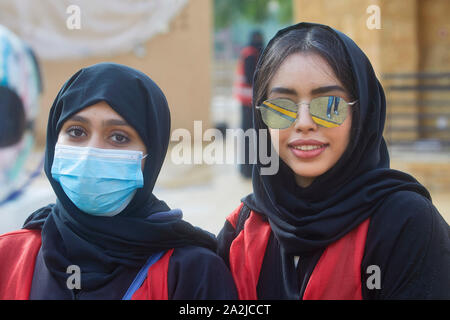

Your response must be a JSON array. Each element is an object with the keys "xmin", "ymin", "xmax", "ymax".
[{"xmin": 0, "ymin": 0, "xmax": 449, "ymax": 235}]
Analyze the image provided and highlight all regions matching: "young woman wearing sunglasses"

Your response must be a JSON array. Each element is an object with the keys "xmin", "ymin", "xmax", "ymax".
[{"xmin": 217, "ymin": 23, "xmax": 449, "ymax": 300}]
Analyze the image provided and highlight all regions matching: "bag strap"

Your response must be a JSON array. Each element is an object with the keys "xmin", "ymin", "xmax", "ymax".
[
  {"xmin": 122, "ymin": 251, "xmax": 165, "ymax": 300},
  {"xmin": 235, "ymin": 203, "xmax": 251, "ymax": 234}
]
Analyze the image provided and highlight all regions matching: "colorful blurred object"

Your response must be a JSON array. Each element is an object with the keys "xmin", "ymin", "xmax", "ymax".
[{"xmin": 0, "ymin": 25, "xmax": 43, "ymax": 203}]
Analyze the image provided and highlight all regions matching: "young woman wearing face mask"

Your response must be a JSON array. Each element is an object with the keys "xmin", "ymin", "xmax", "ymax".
[
  {"xmin": 0, "ymin": 63, "xmax": 237, "ymax": 300},
  {"xmin": 217, "ymin": 23, "xmax": 450, "ymax": 300}
]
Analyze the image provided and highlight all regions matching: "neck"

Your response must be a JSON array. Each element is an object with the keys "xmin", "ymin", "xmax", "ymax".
[{"xmin": 295, "ymin": 175, "xmax": 315, "ymax": 188}]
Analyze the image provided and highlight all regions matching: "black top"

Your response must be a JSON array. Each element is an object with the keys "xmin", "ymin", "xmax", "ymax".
[
  {"xmin": 218, "ymin": 192, "xmax": 450, "ymax": 299},
  {"xmin": 30, "ymin": 245, "xmax": 237, "ymax": 300}
]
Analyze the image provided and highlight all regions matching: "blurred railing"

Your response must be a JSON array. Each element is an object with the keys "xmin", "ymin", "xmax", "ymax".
[{"xmin": 383, "ymin": 72, "xmax": 450, "ymax": 150}]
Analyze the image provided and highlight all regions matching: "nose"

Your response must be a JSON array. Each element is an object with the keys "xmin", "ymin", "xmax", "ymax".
[
  {"xmin": 293, "ymin": 104, "xmax": 318, "ymax": 133},
  {"xmin": 86, "ymin": 132, "xmax": 107, "ymax": 149}
]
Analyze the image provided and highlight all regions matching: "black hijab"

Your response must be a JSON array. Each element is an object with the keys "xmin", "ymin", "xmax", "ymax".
[
  {"xmin": 23, "ymin": 63, "xmax": 216, "ymax": 290},
  {"xmin": 243, "ymin": 22, "xmax": 431, "ymax": 254}
]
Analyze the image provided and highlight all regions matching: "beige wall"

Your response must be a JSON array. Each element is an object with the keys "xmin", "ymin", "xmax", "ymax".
[
  {"xmin": 293, "ymin": 0, "xmax": 416, "ymax": 142},
  {"xmin": 418, "ymin": 0, "xmax": 450, "ymax": 140},
  {"xmin": 35, "ymin": 0, "xmax": 212, "ymax": 147},
  {"xmin": 294, "ymin": 0, "xmax": 449, "ymax": 74},
  {"xmin": 293, "ymin": 0, "xmax": 450, "ymax": 143},
  {"xmin": 418, "ymin": 0, "xmax": 450, "ymax": 72},
  {"xmin": 293, "ymin": 0, "xmax": 382, "ymax": 74}
]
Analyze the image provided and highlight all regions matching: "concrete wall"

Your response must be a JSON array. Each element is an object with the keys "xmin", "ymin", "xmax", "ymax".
[
  {"xmin": 418, "ymin": 0, "xmax": 450, "ymax": 141},
  {"xmin": 418, "ymin": 0, "xmax": 450, "ymax": 72},
  {"xmin": 293, "ymin": 0, "xmax": 450, "ymax": 74},
  {"xmin": 293, "ymin": 0, "xmax": 382, "ymax": 73},
  {"xmin": 293, "ymin": 0, "xmax": 450, "ymax": 143},
  {"xmin": 35, "ymin": 0, "xmax": 212, "ymax": 146}
]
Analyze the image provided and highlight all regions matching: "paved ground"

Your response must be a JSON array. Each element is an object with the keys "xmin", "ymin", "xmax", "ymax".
[{"xmin": 1, "ymin": 145, "xmax": 448, "ymax": 236}]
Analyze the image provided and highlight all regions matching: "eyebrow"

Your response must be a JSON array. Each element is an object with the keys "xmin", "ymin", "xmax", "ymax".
[
  {"xmin": 103, "ymin": 119, "xmax": 130, "ymax": 127},
  {"xmin": 67, "ymin": 115, "xmax": 130, "ymax": 127},
  {"xmin": 270, "ymin": 85, "xmax": 346, "ymax": 96},
  {"xmin": 68, "ymin": 115, "xmax": 90, "ymax": 124},
  {"xmin": 269, "ymin": 87, "xmax": 297, "ymax": 95},
  {"xmin": 311, "ymin": 85, "xmax": 346, "ymax": 95}
]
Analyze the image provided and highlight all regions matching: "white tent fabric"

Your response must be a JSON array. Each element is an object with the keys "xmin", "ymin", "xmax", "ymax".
[{"xmin": 0, "ymin": 0, "xmax": 189, "ymax": 60}]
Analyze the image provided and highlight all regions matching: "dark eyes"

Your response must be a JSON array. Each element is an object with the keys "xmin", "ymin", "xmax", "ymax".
[
  {"xmin": 66, "ymin": 126, "xmax": 130, "ymax": 145},
  {"xmin": 67, "ymin": 126, "xmax": 86, "ymax": 138},
  {"xmin": 110, "ymin": 133, "xmax": 129, "ymax": 144}
]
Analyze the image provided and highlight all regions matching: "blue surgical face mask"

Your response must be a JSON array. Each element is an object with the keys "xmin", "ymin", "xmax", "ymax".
[{"xmin": 51, "ymin": 144, "xmax": 147, "ymax": 217}]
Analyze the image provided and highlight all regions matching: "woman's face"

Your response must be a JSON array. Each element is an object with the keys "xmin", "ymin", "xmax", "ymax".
[
  {"xmin": 267, "ymin": 52, "xmax": 353, "ymax": 187},
  {"xmin": 57, "ymin": 101, "xmax": 147, "ymax": 166}
]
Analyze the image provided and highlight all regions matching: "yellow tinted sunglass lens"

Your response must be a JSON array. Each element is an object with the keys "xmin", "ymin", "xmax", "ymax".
[
  {"xmin": 259, "ymin": 99, "xmax": 297, "ymax": 129},
  {"xmin": 309, "ymin": 96, "xmax": 348, "ymax": 127}
]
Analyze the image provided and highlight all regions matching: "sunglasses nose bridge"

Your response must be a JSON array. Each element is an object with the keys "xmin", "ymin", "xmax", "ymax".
[
  {"xmin": 293, "ymin": 103, "xmax": 317, "ymax": 130},
  {"xmin": 293, "ymin": 102, "xmax": 310, "ymax": 119}
]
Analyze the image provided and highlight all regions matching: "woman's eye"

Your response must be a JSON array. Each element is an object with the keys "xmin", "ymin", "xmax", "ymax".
[
  {"xmin": 67, "ymin": 126, "xmax": 86, "ymax": 138},
  {"xmin": 110, "ymin": 133, "xmax": 129, "ymax": 144}
]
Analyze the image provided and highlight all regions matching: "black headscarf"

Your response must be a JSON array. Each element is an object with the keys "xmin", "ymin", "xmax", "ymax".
[
  {"xmin": 243, "ymin": 22, "xmax": 431, "ymax": 254},
  {"xmin": 23, "ymin": 63, "xmax": 216, "ymax": 290}
]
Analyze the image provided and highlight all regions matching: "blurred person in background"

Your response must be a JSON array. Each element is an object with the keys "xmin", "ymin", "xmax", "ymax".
[
  {"xmin": 234, "ymin": 30, "xmax": 264, "ymax": 179},
  {"xmin": 0, "ymin": 25, "xmax": 43, "ymax": 207}
]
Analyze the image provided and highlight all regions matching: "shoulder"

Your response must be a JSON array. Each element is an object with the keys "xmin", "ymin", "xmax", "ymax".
[
  {"xmin": 380, "ymin": 189, "xmax": 432, "ymax": 210},
  {"xmin": 168, "ymin": 246, "xmax": 237, "ymax": 299},
  {"xmin": 0, "ymin": 229, "xmax": 41, "ymax": 265},
  {"xmin": 0, "ymin": 229, "xmax": 41, "ymax": 244},
  {"xmin": 367, "ymin": 190, "xmax": 447, "ymax": 252},
  {"xmin": 171, "ymin": 245, "xmax": 228, "ymax": 269},
  {"xmin": 366, "ymin": 190, "xmax": 443, "ymax": 250},
  {"xmin": 363, "ymin": 191, "xmax": 450, "ymax": 299},
  {"xmin": 370, "ymin": 190, "xmax": 438, "ymax": 232}
]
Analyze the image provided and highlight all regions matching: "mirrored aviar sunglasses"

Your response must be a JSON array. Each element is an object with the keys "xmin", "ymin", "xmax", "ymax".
[{"xmin": 256, "ymin": 96, "xmax": 357, "ymax": 129}]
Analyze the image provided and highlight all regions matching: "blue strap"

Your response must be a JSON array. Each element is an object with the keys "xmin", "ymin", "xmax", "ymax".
[{"xmin": 122, "ymin": 251, "xmax": 166, "ymax": 300}]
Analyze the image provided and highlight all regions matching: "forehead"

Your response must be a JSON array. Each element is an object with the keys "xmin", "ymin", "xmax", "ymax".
[
  {"xmin": 269, "ymin": 52, "xmax": 342, "ymax": 92},
  {"xmin": 70, "ymin": 101, "xmax": 124, "ymax": 120}
]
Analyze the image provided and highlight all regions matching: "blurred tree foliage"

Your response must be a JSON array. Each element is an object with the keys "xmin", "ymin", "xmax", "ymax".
[{"xmin": 214, "ymin": 0, "xmax": 293, "ymax": 30}]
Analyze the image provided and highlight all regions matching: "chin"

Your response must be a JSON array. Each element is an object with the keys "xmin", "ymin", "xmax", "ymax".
[{"xmin": 292, "ymin": 167, "xmax": 325, "ymax": 180}]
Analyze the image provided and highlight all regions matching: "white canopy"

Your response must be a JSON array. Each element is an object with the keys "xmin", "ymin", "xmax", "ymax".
[{"xmin": 0, "ymin": 0, "xmax": 189, "ymax": 59}]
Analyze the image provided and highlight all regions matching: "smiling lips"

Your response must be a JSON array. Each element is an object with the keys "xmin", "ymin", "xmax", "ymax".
[{"xmin": 288, "ymin": 139, "xmax": 329, "ymax": 159}]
